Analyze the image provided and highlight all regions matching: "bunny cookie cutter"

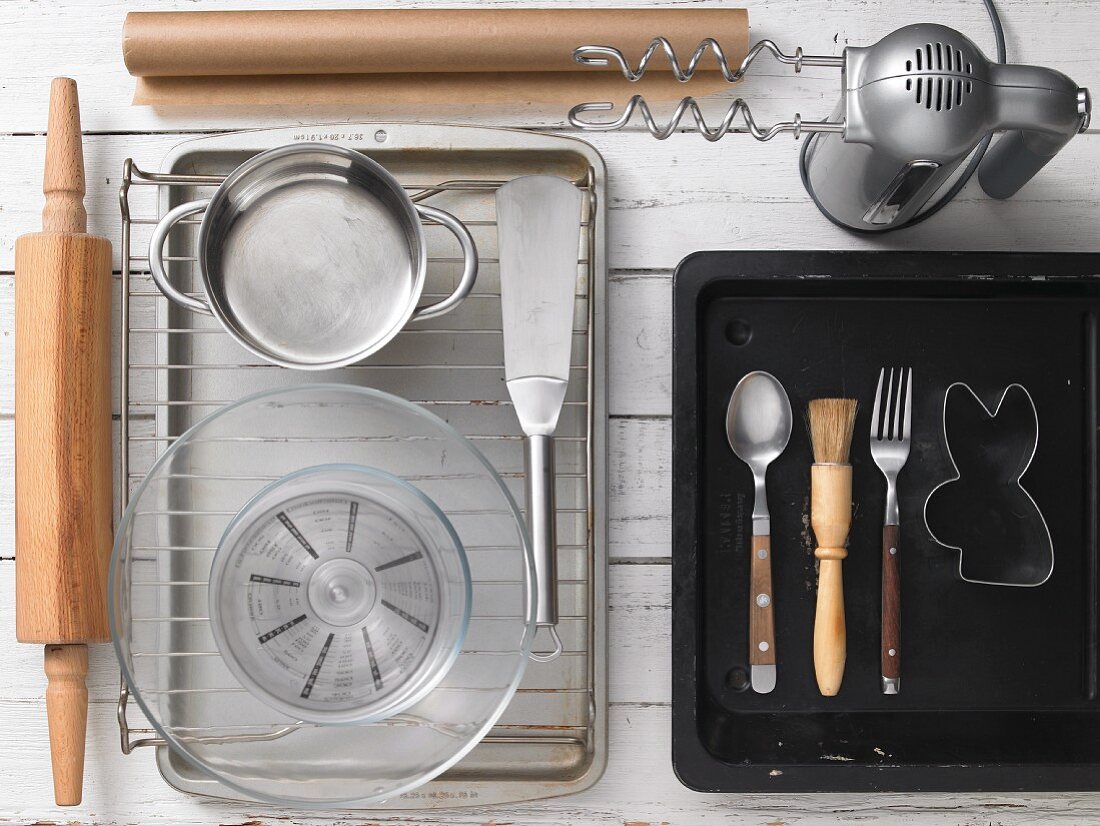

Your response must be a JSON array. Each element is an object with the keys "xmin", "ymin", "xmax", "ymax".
[{"xmin": 923, "ymin": 382, "xmax": 1054, "ymax": 587}]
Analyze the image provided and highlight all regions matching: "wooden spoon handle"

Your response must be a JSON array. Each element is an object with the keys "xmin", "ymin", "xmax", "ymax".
[
  {"xmin": 881, "ymin": 524, "xmax": 901, "ymax": 693},
  {"xmin": 44, "ymin": 644, "xmax": 89, "ymax": 806},
  {"xmin": 748, "ymin": 534, "xmax": 776, "ymax": 689}
]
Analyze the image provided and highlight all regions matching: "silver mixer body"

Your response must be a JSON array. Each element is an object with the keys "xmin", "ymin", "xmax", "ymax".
[{"xmin": 803, "ymin": 24, "xmax": 1090, "ymax": 231}]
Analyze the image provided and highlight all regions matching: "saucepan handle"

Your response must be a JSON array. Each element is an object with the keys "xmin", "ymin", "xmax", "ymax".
[
  {"xmin": 411, "ymin": 204, "xmax": 479, "ymax": 320},
  {"xmin": 148, "ymin": 199, "xmax": 214, "ymax": 316}
]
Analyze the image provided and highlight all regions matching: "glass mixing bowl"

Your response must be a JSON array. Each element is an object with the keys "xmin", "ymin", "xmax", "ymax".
[{"xmin": 111, "ymin": 384, "xmax": 535, "ymax": 806}]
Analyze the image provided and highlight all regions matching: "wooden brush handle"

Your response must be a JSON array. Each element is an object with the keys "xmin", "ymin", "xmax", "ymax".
[
  {"xmin": 811, "ymin": 463, "xmax": 852, "ymax": 697},
  {"xmin": 749, "ymin": 535, "xmax": 776, "ymax": 671},
  {"xmin": 45, "ymin": 645, "xmax": 89, "ymax": 806},
  {"xmin": 813, "ymin": 555, "xmax": 847, "ymax": 696},
  {"xmin": 881, "ymin": 524, "xmax": 901, "ymax": 691}
]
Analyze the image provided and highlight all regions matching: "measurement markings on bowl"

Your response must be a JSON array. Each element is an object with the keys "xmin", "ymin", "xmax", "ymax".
[
  {"xmin": 278, "ymin": 511, "xmax": 319, "ymax": 558},
  {"xmin": 346, "ymin": 502, "xmax": 359, "ymax": 554},
  {"xmin": 301, "ymin": 633, "xmax": 336, "ymax": 698},
  {"xmin": 205, "ymin": 466, "xmax": 464, "ymax": 728},
  {"xmin": 382, "ymin": 600, "xmax": 431, "ymax": 633},
  {"xmin": 249, "ymin": 574, "xmax": 301, "ymax": 588},
  {"xmin": 376, "ymin": 551, "xmax": 424, "ymax": 572},
  {"xmin": 363, "ymin": 629, "xmax": 385, "ymax": 690},
  {"xmin": 258, "ymin": 614, "xmax": 308, "ymax": 644}
]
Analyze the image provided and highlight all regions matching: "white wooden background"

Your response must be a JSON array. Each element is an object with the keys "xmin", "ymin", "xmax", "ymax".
[{"xmin": 2, "ymin": 0, "xmax": 1098, "ymax": 823}]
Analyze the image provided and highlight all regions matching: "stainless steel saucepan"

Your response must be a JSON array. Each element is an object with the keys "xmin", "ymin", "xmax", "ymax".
[{"xmin": 148, "ymin": 142, "xmax": 478, "ymax": 369}]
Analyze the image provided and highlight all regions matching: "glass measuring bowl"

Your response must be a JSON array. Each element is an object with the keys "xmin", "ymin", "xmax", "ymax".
[
  {"xmin": 209, "ymin": 464, "xmax": 471, "ymax": 725},
  {"xmin": 110, "ymin": 385, "xmax": 536, "ymax": 806}
]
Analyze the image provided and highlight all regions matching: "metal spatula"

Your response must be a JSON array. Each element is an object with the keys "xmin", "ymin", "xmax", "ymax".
[{"xmin": 496, "ymin": 175, "xmax": 583, "ymax": 660}]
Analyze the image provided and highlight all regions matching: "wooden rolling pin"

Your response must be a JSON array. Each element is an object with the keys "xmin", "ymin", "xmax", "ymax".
[{"xmin": 14, "ymin": 77, "xmax": 113, "ymax": 807}]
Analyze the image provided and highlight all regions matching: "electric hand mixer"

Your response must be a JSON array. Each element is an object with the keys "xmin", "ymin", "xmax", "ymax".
[{"xmin": 569, "ymin": 22, "xmax": 1090, "ymax": 232}]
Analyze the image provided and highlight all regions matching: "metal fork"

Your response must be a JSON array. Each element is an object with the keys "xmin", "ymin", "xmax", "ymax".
[{"xmin": 870, "ymin": 367, "xmax": 913, "ymax": 695}]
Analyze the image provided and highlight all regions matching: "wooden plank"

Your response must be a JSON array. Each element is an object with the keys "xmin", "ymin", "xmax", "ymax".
[
  {"xmin": 1, "ymin": 129, "xmax": 1098, "ymax": 273},
  {"xmin": 0, "ymin": 555, "xmax": 1097, "ymax": 821},
  {"xmin": 1, "ymin": 690, "xmax": 1100, "ymax": 824},
  {"xmin": 0, "ymin": 411, "xmax": 673, "ymax": 561},
  {"xmin": 609, "ymin": 273, "xmax": 672, "ymax": 417},
  {"xmin": 0, "ymin": 559, "xmax": 669, "ymax": 703},
  {"xmin": 609, "ymin": 413, "xmax": 672, "ymax": 555},
  {"xmin": 0, "ymin": 269, "xmax": 677, "ymax": 420},
  {"xmin": 0, "ymin": 421, "xmax": 10, "ymax": 556}
]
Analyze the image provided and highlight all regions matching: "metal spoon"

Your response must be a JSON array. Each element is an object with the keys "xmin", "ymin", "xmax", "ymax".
[{"xmin": 726, "ymin": 371, "xmax": 793, "ymax": 694}]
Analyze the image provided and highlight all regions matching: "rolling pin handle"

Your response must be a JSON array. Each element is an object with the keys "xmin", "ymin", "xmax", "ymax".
[
  {"xmin": 44, "ymin": 644, "xmax": 89, "ymax": 806},
  {"xmin": 42, "ymin": 77, "xmax": 87, "ymax": 235}
]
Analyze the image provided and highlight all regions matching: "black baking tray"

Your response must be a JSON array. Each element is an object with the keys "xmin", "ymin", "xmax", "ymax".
[{"xmin": 672, "ymin": 251, "xmax": 1100, "ymax": 792}]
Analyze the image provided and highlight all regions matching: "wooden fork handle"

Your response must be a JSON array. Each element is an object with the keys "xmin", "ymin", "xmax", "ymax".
[{"xmin": 881, "ymin": 524, "xmax": 901, "ymax": 694}]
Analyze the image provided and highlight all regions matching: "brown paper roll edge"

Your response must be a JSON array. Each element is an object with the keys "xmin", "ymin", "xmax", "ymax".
[
  {"xmin": 124, "ymin": 8, "xmax": 748, "ymax": 78},
  {"xmin": 132, "ymin": 70, "xmax": 739, "ymax": 108}
]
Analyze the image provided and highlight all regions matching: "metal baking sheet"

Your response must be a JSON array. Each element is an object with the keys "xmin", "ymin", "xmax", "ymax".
[
  {"xmin": 117, "ymin": 124, "xmax": 607, "ymax": 807},
  {"xmin": 672, "ymin": 251, "xmax": 1100, "ymax": 793}
]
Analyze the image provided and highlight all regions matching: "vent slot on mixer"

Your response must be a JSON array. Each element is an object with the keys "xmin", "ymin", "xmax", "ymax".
[{"xmin": 906, "ymin": 43, "xmax": 973, "ymax": 110}]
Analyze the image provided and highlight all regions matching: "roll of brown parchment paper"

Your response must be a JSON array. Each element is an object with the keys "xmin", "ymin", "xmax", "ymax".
[{"xmin": 122, "ymin": 8, "xmax": 749, "ymax": 106}]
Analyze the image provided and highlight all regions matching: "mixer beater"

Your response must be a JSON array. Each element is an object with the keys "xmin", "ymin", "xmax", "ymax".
[
  {"xmin": 569, "ymin": 23, "xmax": 1090, "ymax": 232},
  {"xmin": 569, "ymin": 37, "xmax": 845, "ymax": 142}
]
